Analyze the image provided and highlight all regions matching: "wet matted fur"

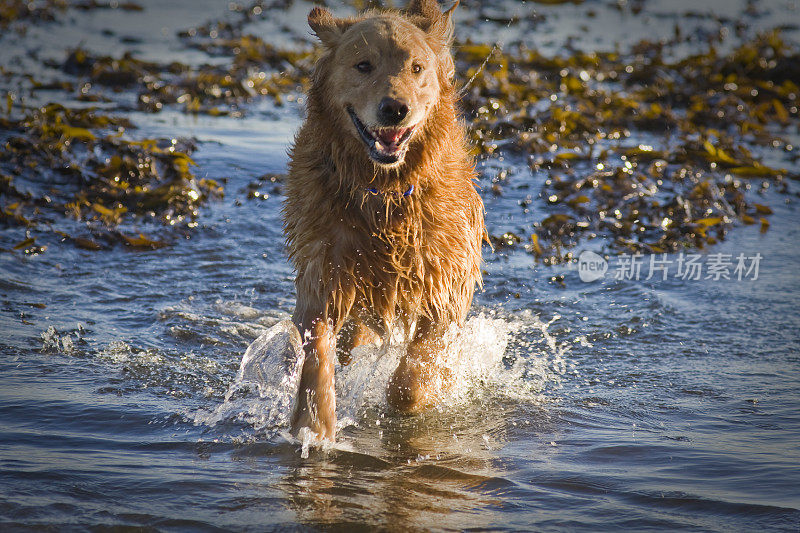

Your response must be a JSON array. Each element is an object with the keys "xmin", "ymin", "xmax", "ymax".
[{"xmin": 282, "ymin": 0, "xmax": 486, "ymax": 440}]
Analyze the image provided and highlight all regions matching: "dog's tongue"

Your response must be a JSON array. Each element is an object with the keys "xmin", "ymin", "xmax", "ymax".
[{"xmin": 376, "ymin": 128, "xmax": 406, "ymax": 146}]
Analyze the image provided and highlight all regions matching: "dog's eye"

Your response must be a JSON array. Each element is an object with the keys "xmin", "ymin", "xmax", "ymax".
[
  {"xmin": 355, "ymin": 61, "xmax": 373, "ymax": 73},
  {"xmin": 412, "ymin": 63, "xmax": 423, "ymax": 74}
]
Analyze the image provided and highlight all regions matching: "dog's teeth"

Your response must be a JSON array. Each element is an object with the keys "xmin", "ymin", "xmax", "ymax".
[{"xmin": 375, "ymin": 140, "xmax": 384, "ymax": 151}]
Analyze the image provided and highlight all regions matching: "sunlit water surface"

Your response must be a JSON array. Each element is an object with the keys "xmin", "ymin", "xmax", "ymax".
[{"xmin": 1, "ymin": 0, "xmax": 799, "ymax": 530}]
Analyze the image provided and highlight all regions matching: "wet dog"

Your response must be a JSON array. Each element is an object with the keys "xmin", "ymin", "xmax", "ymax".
[{"xmin": 282, "ymin": 0, "xmax": 486, "ymax": 441}]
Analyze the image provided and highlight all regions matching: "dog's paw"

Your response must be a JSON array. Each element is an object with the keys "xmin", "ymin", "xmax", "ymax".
[
  {"xmin": 291, "ymin": 406, "xmax": 336, "ymax": 442},
  {"xmin": 284, "ymin": 427, "xmax": 333, "ymax": 458}
]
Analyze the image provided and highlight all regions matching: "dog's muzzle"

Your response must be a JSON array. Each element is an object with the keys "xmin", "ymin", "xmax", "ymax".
[{"xmin": 347, "ymin": 107, "xmax": 415, "ymax": 165}]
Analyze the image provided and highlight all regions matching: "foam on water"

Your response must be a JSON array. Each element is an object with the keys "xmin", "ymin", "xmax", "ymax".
[
  {"xmin": 192, "ymin": 311, "xmax": 570, "ymax": 447},
  {"xmin": 159, "ymin": 298, "xmax": 291, "ymax": 345}
]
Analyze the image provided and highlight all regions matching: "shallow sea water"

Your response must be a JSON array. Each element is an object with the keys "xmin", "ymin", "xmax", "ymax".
[{"xmin": 1, "ymin": 0, "xmax": 800, "ymax": 531}]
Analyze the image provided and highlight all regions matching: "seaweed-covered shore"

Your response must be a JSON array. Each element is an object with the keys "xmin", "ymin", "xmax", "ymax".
[{"xmin": 1, "ymin": 0, "xmax": 797, "ymax": 261}]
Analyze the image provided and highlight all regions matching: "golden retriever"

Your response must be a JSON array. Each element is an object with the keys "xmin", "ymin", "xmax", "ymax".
[{"xmin": 282, "ymin": 0, "xmax": 485, "ymax": 441}]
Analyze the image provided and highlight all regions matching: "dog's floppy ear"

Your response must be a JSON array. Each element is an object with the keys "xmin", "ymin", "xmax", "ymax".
[
  {"xmin": 432, "ymin": 1, "xmax": 458, "ymax": 46},
  {"xmin": 407, "ymin": 0, "xmax": 457, "ymax": 41},
  {"xmin": 406, "ymin": 0, "xmax": 442, "ymax": 22},
  {"xmin": 407, "ymin": 0, "xmax": 459, "ymax": 80},
  {"xmin": 308, "ymin": 6, "xmax": 351, "ymax": 48}
]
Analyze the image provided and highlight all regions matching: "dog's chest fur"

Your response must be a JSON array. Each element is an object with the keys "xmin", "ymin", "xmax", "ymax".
[
  {"xmin": 284, "ymin": 143, "xmax": 482, "ymax": 333},
  {"xmin": 337, "ymin": 191, "xmax": 426, "ymax": 325}
]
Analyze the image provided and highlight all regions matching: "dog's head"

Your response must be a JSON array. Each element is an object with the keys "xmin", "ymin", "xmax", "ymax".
[{"xmin": 308, "ymin": 0, "xmax": 458, "ymax": 167}]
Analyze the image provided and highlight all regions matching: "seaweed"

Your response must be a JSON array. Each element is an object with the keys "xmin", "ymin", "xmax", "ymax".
[
  {"xmin": 0, "ymin": 0, "xmax": 797, "ymax": 260},
  {"xmin": 54, "ymin": 40, "xmax": 314, "ymax": 116},
  {"xmin": 0, "ymin": 103, "xmax": 222, "ymax": 251},
  {"xmin": 457, "ymin": 31, "xmax": 797, "ymax": 261},
  {"xmin": 0, "ymin": 0, "xmax": 67, "ymax": 28}
]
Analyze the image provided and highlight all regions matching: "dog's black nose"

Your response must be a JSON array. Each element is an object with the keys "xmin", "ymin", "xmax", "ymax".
[{"xmin": 377, "ymin": 97, "xmax": 409, "ymax": 125}]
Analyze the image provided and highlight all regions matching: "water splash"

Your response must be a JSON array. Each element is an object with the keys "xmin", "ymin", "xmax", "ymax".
[
  {"xmin": 191, "ymin": 320, "xmax": 304, "ymax": 432},
  {"xmin": 192, "ymin": 311, "xmax": 570, "ymax": 444},
  {"xmin": 502, "ymin": 311, "xmax": 570, "ymax": 397},
  {"xmin": 40, "ymin": 324, "xmax": 86, "ymax": 355},
  {"xmin": 335, "ymin": 312, "xmax": 526, "ymax": 420}
]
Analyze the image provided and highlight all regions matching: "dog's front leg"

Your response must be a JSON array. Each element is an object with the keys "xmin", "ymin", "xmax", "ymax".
[
  {"xmin": 387, "ymin": 316, "xmax": 451, "ymax": 413},
  {"xmin": 291, "ymin": 308, "xmax": 336, "ymax": 441},
  {"xmin": 337, "ymin": 317, "xmax": 379, "ymax": 365}
]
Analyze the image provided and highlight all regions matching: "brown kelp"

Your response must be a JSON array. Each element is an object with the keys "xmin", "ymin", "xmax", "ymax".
[
  {"xmin": 0, "ymin": 104, "xmax": 222, "ymax": 252},
  {"xmin": 1, "ymin": 0, "xmax": 797, "ymax": 259},
  {"xmin": 457, "ymin": 31, "xmax": 796, "ymax": 262}
]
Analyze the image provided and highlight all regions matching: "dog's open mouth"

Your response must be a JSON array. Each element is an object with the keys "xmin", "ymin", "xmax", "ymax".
[{"xmin": 347, "ymin": 107, "xmax": 415, "ymax": 165}]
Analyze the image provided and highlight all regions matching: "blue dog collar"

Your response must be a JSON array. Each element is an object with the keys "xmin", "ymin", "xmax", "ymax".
[{"xmin": 365, "ymin": 184, "xmax": 414, "ymax": 197}]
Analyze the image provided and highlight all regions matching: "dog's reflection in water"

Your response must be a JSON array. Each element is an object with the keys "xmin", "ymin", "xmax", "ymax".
[{"xmin": 283, "ymin": 405, "xmax": 517, "ymax": 530}]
